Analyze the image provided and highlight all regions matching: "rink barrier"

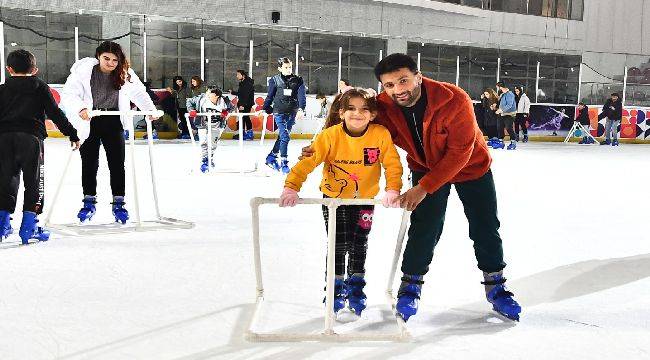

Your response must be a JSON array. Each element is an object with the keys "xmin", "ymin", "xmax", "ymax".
[
  {"xmin": 44, "ymin": 110, "xmax": 194, "ymax": 236},
  {"xmin": 185, "ymin": 112, "xmax": 270, "ymax": 174},
  {"xmin": 247, "ymin": 197, "xmax": 412, "ymax": 342}
]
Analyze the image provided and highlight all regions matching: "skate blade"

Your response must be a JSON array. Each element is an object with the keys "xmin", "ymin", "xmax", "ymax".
[
  {"xmin": 492, "ymin": 307, "xmax": 520, "ymax": 322},
  {"xmin": 336, "ymin": 309, "xmax": 361, "ymax": 323}
]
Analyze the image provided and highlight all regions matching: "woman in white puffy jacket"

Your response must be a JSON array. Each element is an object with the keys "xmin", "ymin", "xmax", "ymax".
[
  {"xmin": 60, "ymin": 41, "xmax": 158, "ymax": 224},
  {"xmin": 514, "ymin": 85, "xmax": 531, "ymax": 143}
]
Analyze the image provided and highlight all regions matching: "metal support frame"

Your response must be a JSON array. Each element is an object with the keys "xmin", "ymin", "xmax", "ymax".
[
  {"xmin": 535, "ymin": 61, "xmax": 540, "ymax": 103},
  {"xmin": 622, "ymin": 66, "xmax": 628, "ymax": 107},
  {"xmin": 564, "ymin": 121, "xmax": 598, "ymax": 144},
  {"xmin": 74, "ymin": 27, "xmax": 79, "ymax": 61},
  {"xmin": 246, "ymin": 197, "xmax": 411, "ymax": 342},
  {"xmin": 378, "ymin": 49, "xmax": 384, "ymax": 93},
  {"xmin": 456, "ymin": 55, "xmax": 460, "ymax": 86},
  {"xmin": 337, "ymin": 47, "xmax": 342, "ymax": 85},
  {"xmin": 200, "ymin": 36, "xmax": 205, "ymax": 81},
  {"xmin": 295, "ymin": 43, "xmax": 299, "ymax": 75},
  {"xmin": 496, "ymin": 57, "xmax": 501, "ymax": 83},
  {"xmin": 0, "ymin": 22, "xmax": 5, "ymax": 85},
  {"xmin": 44, "ymin": 110, "xmax": 194, "ymax": 236},
  {"xmin": 185, "ymin": 112, "xmax": 270, "ymax": 174},
  {"xmin": 577, "ymin": 63, "xmax": 583, "ymax": 104},
  {"xmin": 417, "ymin": 52, "xmax": 421, "ymax": 71},
  {"xmin": 143, "ymin": 31, "xmax": 148, "ymax": 82},
  {"xmin": 248, "ymin": 39, "xmax": 254, "ymax": 77}
]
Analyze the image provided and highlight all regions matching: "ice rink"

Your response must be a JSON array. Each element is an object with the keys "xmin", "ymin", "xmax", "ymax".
[{"xmin": 0, "ymin": 137, "xmax": 648, "ymax": 360}]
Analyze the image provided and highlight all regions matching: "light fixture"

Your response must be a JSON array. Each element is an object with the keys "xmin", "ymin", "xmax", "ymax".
[
  {"xmin": 570, "ymin": 67, "xmax": 574, "ymax": 72},
  {"xmin": 255, "ymin": 61, "xmax": 259, "ymax": 66},
  {"xmin": 300, "ymin": 56, "xmax": 305, "ymax": 61},
  {"xmin": 10, "ymin": 42, "xmax": 18, "ymax": 47},
  {"xmin": 481, "ymin": 66, "xmax": 485, "ymax": 71}
]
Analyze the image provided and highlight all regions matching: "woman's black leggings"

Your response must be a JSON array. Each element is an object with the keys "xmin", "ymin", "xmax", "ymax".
[{"xmin": 80, "ymin": 115, "xmax": 125, "ymax": 197}]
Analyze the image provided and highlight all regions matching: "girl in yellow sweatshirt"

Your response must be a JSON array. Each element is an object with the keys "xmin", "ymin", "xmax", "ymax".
[{"xmin": 279, "ymin": 88, "xmax": 403, "ymax": 316}]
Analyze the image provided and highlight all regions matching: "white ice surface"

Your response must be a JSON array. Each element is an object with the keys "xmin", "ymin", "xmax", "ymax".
[{"xmin": 0, "ymin": 138, "xmax": 649, "ymax": 360}]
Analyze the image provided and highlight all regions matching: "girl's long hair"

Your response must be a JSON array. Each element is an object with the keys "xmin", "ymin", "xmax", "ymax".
[
  {"xmin": 191, "ymin": 76, "xmax": 203, "ymax": 90},
  {"xmin": 172, "ymin": 75, "xmax": 186, "ymax": 90},
  {"xmin": 484, "ymin": 87, "xmax": 499, "ymax": 105},
  {"xmin": 324, "ymin": 88, "xmax": 378, "ymax": 129},
  {"xmin": 95, "ymin": 41, "xmax": 130, "ymax": 90}
]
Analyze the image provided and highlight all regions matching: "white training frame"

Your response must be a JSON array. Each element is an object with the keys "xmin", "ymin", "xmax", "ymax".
[
  {"xmin": 564, "ymin": 121, "xmax": 598, "ymax": 144},
  {"xmin": 44, "ymin": 110, "xmax": 194, "ymax": 236},
  {"xmin": 184, "ymin": 112, "xmax": 270, "ymax": 174},
  {"xmin": 246, "ymin": 197, "xmax": 412, "ymax": 342}
]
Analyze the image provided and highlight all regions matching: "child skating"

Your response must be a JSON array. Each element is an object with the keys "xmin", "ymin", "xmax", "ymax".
[{"xmin": 279, "ymin": 88, "xmax": 403, "ymax": 316}]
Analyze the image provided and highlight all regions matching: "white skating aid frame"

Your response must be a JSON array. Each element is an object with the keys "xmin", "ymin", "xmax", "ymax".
[
  {"xmin": 564, "ymin": 121, "xmax": 598, "ymax": 144},
  {"xmin": 185, "ymin": 112, "xmax": 270, "ymax": 174},
  {"xmin": 247, "ymin": 197, "xmax": 412, "ymax": 342},
  {"xmin": 44, "ymin": 110, "xmax": 194, "ymax": 236}
]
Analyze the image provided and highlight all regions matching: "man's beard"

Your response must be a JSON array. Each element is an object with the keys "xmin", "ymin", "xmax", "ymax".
[{"xmin": 392, "ymin": 86, "xmax": 421, "ymax": 107}]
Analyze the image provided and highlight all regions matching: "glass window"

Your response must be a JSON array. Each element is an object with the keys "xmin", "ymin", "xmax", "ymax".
[
  {"xmin": 490, "ymin": 0, "xmax": 527, "ymax": 13},
  {"xmin": 556, "ymin": 0, "xmax": 569, "ymax": 19},
  {"xmin": 569, "ymin": 0, "xmax": 584, "ymax": 20}
]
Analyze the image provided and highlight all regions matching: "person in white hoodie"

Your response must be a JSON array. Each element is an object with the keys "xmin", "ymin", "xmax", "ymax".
[
  {"xmin": 514, "ymin": 85, "xmax": 531, "ymax": 143},
  {"xmin": 60, "ymin": 41, "xmax": 159, "ymax": 224}
]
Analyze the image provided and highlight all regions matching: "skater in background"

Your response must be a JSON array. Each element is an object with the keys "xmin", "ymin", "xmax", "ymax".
[
  {"xmin": 261, "ymin": 57, "xmax": 306, "ymax": 174},
  {"xmin": 230, "ymin": 70, "xmax": 255, "ymax": 141},
  {"xmin": 0, "ymin": 49, "xmax": 80, "ymax": 244},
  {"xmin": 190, "ymin": 76, "xmax": 205, "ymax": 97},
  {"xmin": 338, "ymin": 78, "xmax": 351, "ymax": 94},
  {"xmin": 168, "ymin": 76, "xmax": 192, "ymax": 139},
  {"xmin": 279, "ymin": 88, "xmax": 403, "ymax": 316},
  {"xmin": 480, "ymin": 88, "xmax": 499, "ymax": 139},
  {"xmin": 598, "ymin": 92, "xmax": 623, "ymax": 146},
  {"xmin": 60, "ymin": 41, "xmax": 159, "ymax": 224},
  {"xmin": 576, "ymin": 102, "xmax": 592, "ymax": 144},
  {"xmin": 514, "ymin": 85, "xmax": 530, "ymax": 142},
  {"xmin": 186, "ymin": 85, "xmax": 233, "ymax": 173},
  {"xmin": 495, "ymin": 82, "xmax": 518, "ymax": 150},
  {"xmin": 301, "ymin": 54, "xmax": 521, "ymax": 322}
]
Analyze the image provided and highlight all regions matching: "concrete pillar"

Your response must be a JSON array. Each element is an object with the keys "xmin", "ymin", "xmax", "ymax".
[
  {"xmin": 102, "ymin": 14, "xmax": 131, "ymax": 58},
  {"xmin": 386, "ymin": 38, "xmax": 407, "ymax": 55}
]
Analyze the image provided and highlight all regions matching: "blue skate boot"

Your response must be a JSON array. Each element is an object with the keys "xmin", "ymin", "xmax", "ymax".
[
  {"xmin": 265, "ymin": 153, "xmax": 280, "ymax": 172},
  {"xmin": 200, "ymin": 157, "xmax": 215, "ymax": 173},
  {"xmin": 395, "ymin": 274, "xmax": 424, "ymax": 321},
  {"xmin": 77, "ymin": 196, "xmax": 97, "ymax": 223},
  {"xmin": 491, "ymin": 139, "xmax": 505, "ymax": 149},
  {"xmin": 123, "ymin": 130, "xmax": 130, "ymax": 140},
  {"xmin": 280, "ymin": 158, "xmax": 290, "ymax": 175},
  {"xmin": 346, "ymin": 274, "xmax": 367, "ymax": 316},
  {"xmin": 0, "ymin": 210, "xmax": 13, "ymax": 240},
  {"xmin": 507, "ymin": 141, "xmax": 517, "ymax": 150},
  {"xmin": 18, "ymin": 212, "xmax": 50, "ymax": 245},
  {"xmin": 323, "ymin": 277, "xmax": 348, "ymax": 313},
  {"xmin": 243, "ymin": 129, "xmax": 254, "ymax": 141},
  {"xmin": 612, "ymin": 139, "xmax": 619, "ymax": 146},
  {"xmin": 486, "ymin": 137, "xmax": 499, "ymax": 147},
  {"xmin": 483, "ymin": 271, "xmax": 521, "ymax": 321},
  {"xmin": 522, "ymin": 135, "xmax": 529, "ymax": 143},
  {"xmin": 600, "ymin": 139, "xmax": 611, "ymax": 145},
  {"xmin": 111, "ymin": 196, "xmax": 129, "ymax": 224}
]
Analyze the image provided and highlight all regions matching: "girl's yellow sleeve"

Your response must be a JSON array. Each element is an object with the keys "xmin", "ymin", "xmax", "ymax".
[
  {"xmin": 379, "ymin": 129, "xmax": 403, "ymax": 192},
  {"xmin": 284, "ymin": 131, "xmax": 330, "ymax": 192}
]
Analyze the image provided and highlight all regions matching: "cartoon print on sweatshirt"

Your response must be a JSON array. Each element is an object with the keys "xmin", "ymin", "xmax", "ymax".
[{"xmin": 357, "ymin": 209, "xmax": 374, "ymax": 230}]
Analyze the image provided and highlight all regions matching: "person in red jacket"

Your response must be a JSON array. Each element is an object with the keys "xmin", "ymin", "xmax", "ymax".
[{"xmin": 301, "ymin": 53, "xmax": 520, "ymax": 322}]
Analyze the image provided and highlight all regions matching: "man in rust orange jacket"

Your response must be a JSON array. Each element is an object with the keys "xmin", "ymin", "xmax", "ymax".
[{"xmin": 374, "ymin": 54, "xmax": 520, "ymax": 322}]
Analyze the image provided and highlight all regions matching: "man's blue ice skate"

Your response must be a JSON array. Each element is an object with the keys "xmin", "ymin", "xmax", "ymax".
[
  {"xmin": 0, "ymin": 210, "xmax": 13, "ymax": 240},
  {"xmin": 612, "ymin": 139, "xmax": 619, "ymax": 146},
  {"xmin": 522, "ymin": 135, "xmax": 529, "ymax": 143},
  {"xmin": 77, "ymin": 196, "xmax": 97, "ymax": 222},
  {"xmin": 600, "ymin": 139, "xmax": 611, "ymax": 145},
  {"xmin": 280, "ymin": 159, "xmax": 290, "ymax": 175},
  {"xmin": 111, "ymin": 197, "xmax": 129, "ymax": 224},
  {"xmin": 323, "ymin": 278, "xmax": 348, "ymax": 313},
  {"xmin": 395, "ymin": 274, "xmax": 424, "ymax": 321},
  {"xmin": 507, "ymin": 141, "xmax": 517, "ymax": 150},
  {"xmin": 18, "ymin": 212, "xmax": 50, "ymax": 245},
  {"xmin": 487, "ymin": 137, "xmax": 499, "ymax": 147},
  {"xmin": 123, "ymin": 130, "xmax": 130, "ymax": 140},
  {"xmin": 491, "ymin": 139, "xmax": 505, "ymax": 149},
  {"xmin": 265, "ymin": 153, "xmax": 280, "ymax": 172},
  {"xmin": 483, "ymin": 272, "xmax": 521, "ymax": 321},
  {"xmin": 346, "ymin": 275, "xmax": 367, "ymax": 316}
]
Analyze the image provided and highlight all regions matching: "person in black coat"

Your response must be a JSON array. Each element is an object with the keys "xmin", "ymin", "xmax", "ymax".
[
  {"xmin": 230, "ymin": 70, "xmax": 255, "ymax": 140},
  {"xmin": 597, "ymin": 93, "xmax": 623, "ymax": 145},
  {"xmin": 576, "ymin": 102, "xmax": 591, "ymax": 144}
]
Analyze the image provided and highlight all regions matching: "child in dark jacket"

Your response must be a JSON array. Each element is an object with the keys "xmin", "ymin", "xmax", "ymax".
[{"xmin": 0, "ymin": 49, "xmax": 79, "ymax": 244}]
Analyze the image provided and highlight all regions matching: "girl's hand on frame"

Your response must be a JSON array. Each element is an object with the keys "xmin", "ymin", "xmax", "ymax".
[
  {"xmin": 381, "ymin": 190, "xmax": 400, "ymax": 208},
  {"xmin": 279, "ymin": 187, "xmax": 299, "ymax": 207}
]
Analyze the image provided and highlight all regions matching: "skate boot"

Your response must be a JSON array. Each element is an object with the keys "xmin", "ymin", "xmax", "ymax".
[
  {"xmin": 487, "ymin": 137, "xmax": 499, "ymax": 147},
  {"xmin": 280, "ymin": 158, "xmax": 290, "ymax": 175},
  {"xmin": 200, "ymin": 157, "xmax": 213, "ymax": 173},
  {"xmin": 578, "ymin": 136, "xmax": 586, "ymax": 144},
  {"xmin": 323, "ymin": 277, "xmax": 348, "ymax": 314},
  {"xmin": 18, "ymin": 212, "xmax": 50, "ymax": 245},
  {"xmin": 491, "ymin": 139, "xmax": 505, "ymax": 149},
  {"xmin": 600, "ymin": 139, "xmax": 611, "ymax": 145},
  {"xmin": 346, "ymin": 274, "xmax": 367, "ymax": 316},
  {"xmin": 612, "ymin": 139, "xmax": 619, "ymax": 146},
  {"xmin": 111, "ymin": 196, "xmax": 129, "ymax": 224},
  {"xmin": 0, "ymin": 210, "xmax": 13, "ymax": 240},
  {"xmin": 265, "ymin": 153, "xmax": 280, "ymax": 172},
  {"xmin": 507, "ymin": 141, "xmax": 517, "ymax": 150},
  {"xmin": 123, "ymin": 130, "xmax": 130, "ymax": 140},
  {"xmin": 522, "ymin": 135, "xmax": 529, "ymax": 143},
  {"xmin": 244, "ymin": 129, "xmax": 254, "ymax": 141},
  {"xmin": 483, "ymin": 271, "xmax": 521, "ymax": 321},
  {"xmin": 77, "ymin": 196, "xmax": 97, "ymax": 223},
  {"xmin": 395, "ymin": 274, "xmax": 424, "ymax": 321}
]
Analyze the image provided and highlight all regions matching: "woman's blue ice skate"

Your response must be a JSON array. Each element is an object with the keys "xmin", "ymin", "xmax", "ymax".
[
  {"xmin": 77, "ymin": 196, "xmax": 97, "ymax": 222},
  {"xmin": 0, "ymin": 210, "xmax": 13, "ymax": 240},
  {"xmin": 483, "ymin": 272, "xmax": 521, "ymax": 321},
  {"xmin": 111, "ymin": 197, "xmax": 130, "ymax": 224},
  {"xmin": 395, "ymin": 274, "xmax": 424, "ymax": 321},
  {"xmin": 18, "ymin": 212, "xmax": 50, "ymax": 245},
  {"xmin": 346, "ymin": 275, "xmax": 367, "ymax": 316}
]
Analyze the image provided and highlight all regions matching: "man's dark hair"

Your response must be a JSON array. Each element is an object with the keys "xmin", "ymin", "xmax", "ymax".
[
  {"xmin": 207, "ymin": 85, "xmax": 222, "ymax": 97},
  {"xmin": 374, "ymin": 53, "xmax": 418, "ymax": 81},
  {"xmin": 578, "ymin": 102, "xmax": 586, "ymax": 106},
  {"xmin": 339, "ymin": 78, "xmax": 350, "ymax": 86},
  {"xmin": 236, "ymin": 69, "xmax": 248, "ymax": 77},
  {"xmin": 496, "ymin": 81, "xmax": 507, "ymax": 89},
  {"xmin": 7, "ymin": 49, "xmax": 36, "ymax": 74},
  {"xmin": 611, "ymin": 92, "xmax": 620, "ymax": 98},
  {"xmin": 277, "ymin": 57, "xmax": 292, "ymax": 67}
]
